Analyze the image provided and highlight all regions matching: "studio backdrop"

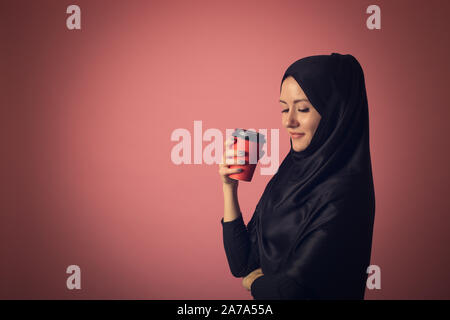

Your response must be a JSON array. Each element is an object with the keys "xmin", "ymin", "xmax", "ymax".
[{"xmin": 1, "ymin": 0, "xmax": 449, "ymax": 299}]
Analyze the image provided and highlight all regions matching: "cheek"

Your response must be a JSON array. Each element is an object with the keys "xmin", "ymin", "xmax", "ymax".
[
  {"xmin": 303, "ymin": 118, "xmax": 314, "ymax": 133},
  {"xmin": 313, "ymin": 118, "xmax": 321, "ymax": 133},
  {"xmin": 307, "ymin": 116, "xmax": 320, "ymax": 133}
]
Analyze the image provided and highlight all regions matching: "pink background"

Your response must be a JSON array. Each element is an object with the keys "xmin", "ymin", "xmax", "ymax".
[{"xmin": 1, "ymin": 0, "xmax": 449, "ymax": 299}]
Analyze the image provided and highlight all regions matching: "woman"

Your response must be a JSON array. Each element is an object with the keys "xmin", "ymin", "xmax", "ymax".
[{"xmin": 218, "ymin": 52, "xmax": 376, "ymax": 300}]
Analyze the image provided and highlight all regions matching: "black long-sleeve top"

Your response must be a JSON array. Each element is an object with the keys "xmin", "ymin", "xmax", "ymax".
[{"xmin": 221, "ymin": 214, "xmax": 315, "ymax": 300}]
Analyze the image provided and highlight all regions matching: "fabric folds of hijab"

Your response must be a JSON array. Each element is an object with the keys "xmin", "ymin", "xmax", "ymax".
[{"xmin": 247, "ymin": 53, "xmax": 376, "ymax": 299}]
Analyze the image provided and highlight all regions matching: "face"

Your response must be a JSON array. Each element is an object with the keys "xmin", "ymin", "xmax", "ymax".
[{"xmin": 279, "ymin": 76, "xmax": 322, "ymax": 152}]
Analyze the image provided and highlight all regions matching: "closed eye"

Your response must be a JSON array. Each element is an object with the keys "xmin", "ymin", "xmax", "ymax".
[{"xmin": 281, "ymin": 108, "xmax": 309, "ymax": 113}]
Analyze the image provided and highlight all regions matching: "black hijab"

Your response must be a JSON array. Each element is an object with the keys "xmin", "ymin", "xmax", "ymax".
[{"xmin": 248, "ymin": 53, "xmax": 375, "ymax": 299}]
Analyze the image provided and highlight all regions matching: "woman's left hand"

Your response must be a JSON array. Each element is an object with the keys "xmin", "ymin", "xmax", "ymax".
[{"xmin": 242, "ymin": 268, "xmax": 264, "ymax": 291}]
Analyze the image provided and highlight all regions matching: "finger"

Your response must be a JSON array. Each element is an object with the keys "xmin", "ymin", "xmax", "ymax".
[
  {"xmin": 226, "ymin": 155, "xmax": 246, "ymax": 165},
  {"xmin": 224, "ymin": 155, "xmax": 235, "ymax": 165},
  {"xmin": 225, "ymin": 149, "xmax": 235, "ymax": 157},
  {"xmin": 226, "ymin": 158, "xmax": 245, "ymax": 165},
  {"xmin": 226, "ymin": 149, "xmax": 247, "ymax": 158},
  {"xmin": 226, "ymin": 149, "xmax": 241, "ymax": 158},
  {"xmin": 225, "ymin": 138, "xmax": 236, "ymax": 148},
  {"xmin": 221, "ymin": 154, "xmax": 236, "ymax": 166},
  {"xmin": 253, "ymin": 274, "xmax": 264, "ymax": 284},
  {"xmin": 222, "ymin": 157, "xmax": 237, "ymax": 166},
  {"xmin": 242, "ymin": 277, "xmax": 251, "ymax": 291},
  {"xmin": 226, "ymin": 167, "xmax": 243, "ymax": 174},
  {"xmin": 224, "ymin": 137, "xmax": 233, "ymax": 145},
  {"xmin": 250, "ymin": 268, "xmax": 263, "ymax": 276},
  {"xmin": 242, "ymin": 278, "xmax": 248, "ymax": 290},
  {"xmin": 222, "ymin": 144, "xmax": 234, "ymax": 162}
]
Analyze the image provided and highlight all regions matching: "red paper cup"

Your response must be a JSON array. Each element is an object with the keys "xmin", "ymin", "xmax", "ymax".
[{"xmin": 228, "ymin": 128, "xmax": 266, "ymax": 182}]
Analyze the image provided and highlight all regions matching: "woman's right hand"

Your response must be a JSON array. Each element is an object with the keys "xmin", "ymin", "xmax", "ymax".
[{"xmin": 219, "ymin": 137, "xmax": 242, "ymax": 187}]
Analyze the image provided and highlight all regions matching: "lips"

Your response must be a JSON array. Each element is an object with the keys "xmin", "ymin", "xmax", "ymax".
[{"xmin": 289, "ymin": 132, "xmax": 305, "ymax": 138}]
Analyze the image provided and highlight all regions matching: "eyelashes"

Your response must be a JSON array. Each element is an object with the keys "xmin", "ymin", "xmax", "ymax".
[{"xmin": 281, "ymin": 108, "xmax": 309, "ymax": 113}]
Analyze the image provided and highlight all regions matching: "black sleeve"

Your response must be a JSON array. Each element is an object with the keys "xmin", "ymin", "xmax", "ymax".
[
  {"xmin": 221, "ymin": 214, "xmax": 314, "ymax": 299},
  {"xmin": 221, "ymin": 214, "xmax": 260, "ymax": 277}
]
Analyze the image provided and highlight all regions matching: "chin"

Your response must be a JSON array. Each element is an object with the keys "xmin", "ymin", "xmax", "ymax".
[{"xmin": 292, "ymin": 144, "xmax": 306, "ymax": 152}]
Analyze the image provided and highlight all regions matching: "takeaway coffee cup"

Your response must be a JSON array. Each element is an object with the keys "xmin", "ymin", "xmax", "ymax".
[{"xmin": 228, "ymin": 128, "xmax": 266, "ymax": 182}]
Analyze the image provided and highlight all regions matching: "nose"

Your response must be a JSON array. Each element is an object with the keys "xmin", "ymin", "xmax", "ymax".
[{"xmin": 284, "ymin": 108, "xmax": 299, "ymax": 128}]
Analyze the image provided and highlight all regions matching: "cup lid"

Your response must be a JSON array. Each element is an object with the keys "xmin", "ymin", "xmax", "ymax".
[{"xmin": 231, "ymin": 128, "xmax": 266, "ymax": 144}]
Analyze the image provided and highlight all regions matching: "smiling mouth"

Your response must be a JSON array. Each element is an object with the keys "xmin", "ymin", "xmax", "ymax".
[{"xmin": 290, "ymin": 133, "xmax": 305, "ymax": 139}]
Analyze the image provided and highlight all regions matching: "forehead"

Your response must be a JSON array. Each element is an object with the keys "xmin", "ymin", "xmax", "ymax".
[{"xmin": 280, "ymin": 77, "xmax": 307, "ymax": 98}]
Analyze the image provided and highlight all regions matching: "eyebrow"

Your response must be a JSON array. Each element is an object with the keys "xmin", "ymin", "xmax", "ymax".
[{"xmin": 279, "ymin": 99, "xmax": 309, "ymax": 104}]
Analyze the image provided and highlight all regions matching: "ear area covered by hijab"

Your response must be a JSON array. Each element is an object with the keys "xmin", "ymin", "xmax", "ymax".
[{"xmin": 252, "ymin": 52, "xmax": 375, "ymax": 299}]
